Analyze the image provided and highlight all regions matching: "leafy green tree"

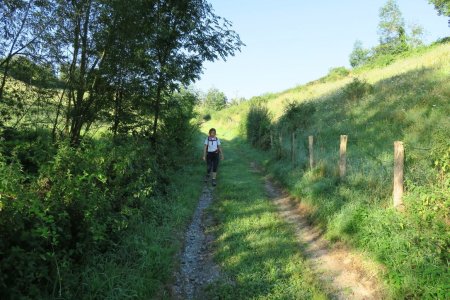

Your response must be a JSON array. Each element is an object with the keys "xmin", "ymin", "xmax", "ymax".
[
  {"xmin": 141, "ymin": 0, "xmax": 242, "ymax": 142},
  {"xmin": 408, "ymin": 22, "xmax": 425, "ymax": 48},
  {"xmin": 8, "ymin": 56, "xmax": 56, "ymax": 86},
  {"xmin": 204, "ymin": 88, "xmax": 227, "ymax": 111},
  {"xmin": 349, "ymin": 40, "xmax": 370, "ymax": 67},
  {"xmin": 428, "ymin": 0, "xmax": 450, "ymax": 16},
  {"xmin": 49, "ymin": 0, "xmax": 242, "ymax": 145},
  {"xmin": 377, "ymin": 0, "xmax": 408, "ymax": 54},
  {"xmin": 0, "ymin": 0, "xmax": 55, "ymax": 114}
]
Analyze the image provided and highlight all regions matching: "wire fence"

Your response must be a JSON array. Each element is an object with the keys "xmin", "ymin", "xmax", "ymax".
[{"xmin": 270, "ymin": 131, "xmax": 410, "ymax": 210}]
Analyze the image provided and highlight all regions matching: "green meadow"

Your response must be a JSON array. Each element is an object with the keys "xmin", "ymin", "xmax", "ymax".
[{"xmin": 203, "ymin": 41, "xmax": 449, "ymax": 299}]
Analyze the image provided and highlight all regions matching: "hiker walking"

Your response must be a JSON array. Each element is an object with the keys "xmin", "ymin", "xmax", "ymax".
[{"xmin": 203, "ymin": 128, "xmax": 224, "ymax": 186}]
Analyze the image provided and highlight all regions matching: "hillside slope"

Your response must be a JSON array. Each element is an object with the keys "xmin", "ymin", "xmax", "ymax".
[{"xmin": 206, "ymin": 41, "xmax": 449, "ymax": 298}]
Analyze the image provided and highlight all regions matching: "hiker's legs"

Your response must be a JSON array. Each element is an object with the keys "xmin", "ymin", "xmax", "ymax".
[
  {"xmin": 206, "ymin": 154, "xmax": 213, "ymax": 175},
  {"xmin": 211, "ymin": 153, "xmax": 219, "ymax": 179}
]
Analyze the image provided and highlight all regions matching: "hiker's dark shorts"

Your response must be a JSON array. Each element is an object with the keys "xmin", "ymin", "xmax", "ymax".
[{"xmin": 206, "ymin": 152, "xmax": 220, "ymax": 173}]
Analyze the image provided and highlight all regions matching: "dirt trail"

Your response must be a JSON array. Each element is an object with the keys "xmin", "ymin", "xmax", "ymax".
[
  {"xmin": 172, "ymin": 161, "xmax": 386, "ymax": 299},
  {"xmin": 264, "ymin": 176, "xmax": 387, "ymax": 300},
  {"xmin": 172, "ymin": 186, "xmax": 221, "ymax": 299}
]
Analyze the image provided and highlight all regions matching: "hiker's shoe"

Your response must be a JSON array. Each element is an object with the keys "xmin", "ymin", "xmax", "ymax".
[
  {"xmin": 212, "ymin": 179, "xmax": 217, "ymax": 186},
  {"xmin": 204, "ymin": 174, "xmax": 209, "ymax": 182}
]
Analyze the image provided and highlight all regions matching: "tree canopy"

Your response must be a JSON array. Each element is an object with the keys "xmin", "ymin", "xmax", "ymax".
[
  {"xmin": 203, "ymin": 87, "xmax": 227, "ymax": 111},
  {"xmin": 0, "ymin": 0, "xmax": 243, "ymax": 144},
  {"xmin": 377, "ymin": 0, "xmax": 408, "ymax": 54},
  {"xmin": 428, "ymin": 0, "xmax": 450, "ymax": 17}
]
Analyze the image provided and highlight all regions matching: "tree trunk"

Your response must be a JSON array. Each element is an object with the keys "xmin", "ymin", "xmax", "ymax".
[
  {"xmin": 112, "ymin": 89, "xmax": 121, "ymax": 136},
  {"xmin": 151, "ymin": 83, "xmax": 162, "ymax": 143},
  {"xmin": 51, "ymin": 84, "xmax": 68, "ymax": 141},
  {"xmin": 0, "ymin": 1, "xmax": 32, "ymax": 103},
  {"xmin": 0, "ymin": 58, "xmax": 11, "ymax": 102},
  {"xmin": 69, "ymin": 0, "xmax": 91, "ymax": 146}
]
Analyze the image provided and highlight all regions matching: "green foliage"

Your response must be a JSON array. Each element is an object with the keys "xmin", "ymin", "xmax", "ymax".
[
  {"xmin": 407, "ymin": 22, "xmax": 425, "ymax": 48},
  {"xmin": 349, "ymin": 40, "xmax": 370, "ymax": 68},
  {"xmin": 278, "ymin": 101, "xmax": 316, "ymax": 131},
  {"xmin": 78, "ymin": 161, "xmax": 204, "ymax": 299},
  {"xmin": 428, "ymin": 0, "xmax": 450, "ymax": 16},
  {"xmin": 0, "ymin": 100, "xmax": 202, "ymax": 298},
  {"xmin": 7, "ymin": 56, "xmax": 59, "ymax": 87},
  {"xmin": 203, "ymin": 87, "xmax": 228, "ymax": 111},
  {"xmin": 378, "ymin": 0, "xmax": 405, "ymax": 46},
  {"xmin": 343, "ymin": 78, "xmax": 374, "ymax": 102},
  {"xmin": 211, "ymin": 42, "xmax": 450, "ymax": 298},
  {"xmin": 246, "ymin": 104, "xmax": 272, "ymax": 150},
  {"xmin": 327, "ymin": 66, "xmax": 350, "ymax": 80},
  {"xmin": 203, "ymin": 113, "xmax": 212, "ymax": 121},
  {"xmin": 317, "ymin": 66, "xmax": 351, "ymax": 83}
]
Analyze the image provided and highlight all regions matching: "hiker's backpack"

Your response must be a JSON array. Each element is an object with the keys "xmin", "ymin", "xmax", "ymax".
[{"xmin": 206, "ymin": 137, "xmax": 220, "ymax": 153}]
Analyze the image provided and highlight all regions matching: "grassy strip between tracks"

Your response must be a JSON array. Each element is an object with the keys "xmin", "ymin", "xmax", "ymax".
[{"xmin": 205, "ymin": 137, "xmax": 327, "ymax": 300}]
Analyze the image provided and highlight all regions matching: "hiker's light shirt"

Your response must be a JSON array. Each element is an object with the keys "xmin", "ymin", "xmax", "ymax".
[{"xmin": 205, "ymin": 137, "xmax": 221, "ymax": 153}]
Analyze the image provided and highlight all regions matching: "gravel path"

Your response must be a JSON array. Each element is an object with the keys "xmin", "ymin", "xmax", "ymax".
[{"xmin": 172, "ymin": 185, "xmax": 221, "ymax": 299}]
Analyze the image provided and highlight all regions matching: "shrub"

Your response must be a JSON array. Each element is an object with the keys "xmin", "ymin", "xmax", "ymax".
[
  {"xmin": 203, "ymin": 113, "xmax": 211, "ymax": 121},
  {"xmin": 246, "ymin": 104, "xmax": 272, "ymax": 150},
  {"xmin": 278, "ymin": 101, "xmax": 316, "ymax": 131},
  {"xmin": 203, "ymin": 88, "xmax": 227, "ymax": 111},
  {"xmin": 343, "ymin": 78, "xmax": 374, "ymax": 102},
  {"xmin": 322, "ymin": 66, "xmax": 350, "ymax": 82},
  {"xmin": 0, "ymin": 120, "xmax": 198, "ymax": 298}
]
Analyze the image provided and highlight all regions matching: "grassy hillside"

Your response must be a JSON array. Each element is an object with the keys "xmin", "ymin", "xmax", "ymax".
[{"xmin": 205, "ymin": 41, "xmax": 449, "ymax": 298}]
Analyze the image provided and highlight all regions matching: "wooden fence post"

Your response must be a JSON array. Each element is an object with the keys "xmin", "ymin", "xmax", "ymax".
[
  {"xmin": 393, "ymin": 141, "xmax": 404, "ymax": 210},
  {"xmin": 339, "ymin": 135, "xmax": 347, "ymax": 179},
  {"xmin": 309, "ymin": 135, "xmax": 314, "ymax": 169}
]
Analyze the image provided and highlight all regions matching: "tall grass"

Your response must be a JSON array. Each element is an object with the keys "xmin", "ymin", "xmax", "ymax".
[
  {"xmin": 209, "ymin": 41, "xmax": 450, "ymax": 298},
  {"xmin": 79, "ymin": 160, "xmax": 204, "ymax": 299}
]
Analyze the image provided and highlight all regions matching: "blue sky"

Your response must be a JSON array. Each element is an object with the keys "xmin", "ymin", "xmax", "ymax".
[{"xmin": 195, "ymin": 0, "xmax": 449, "ymax": 99}]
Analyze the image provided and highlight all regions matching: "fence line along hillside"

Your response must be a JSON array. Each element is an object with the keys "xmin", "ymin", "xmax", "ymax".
[
  {"xmin": 271, "ymin": 133, "xmax": 409, "ymax": 210},
  {"xmin": 212, "ymin": 41, "xmax": 449, "ymax": 298}
]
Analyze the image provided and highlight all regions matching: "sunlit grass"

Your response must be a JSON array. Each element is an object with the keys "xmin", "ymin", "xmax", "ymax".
[
  {"xmin": 206, "ymin": 42, "xmax": 450, "ymax": 298},
  {"xmin": 203, "ymin": 136, "xmax": 327, "ymax": 299}
]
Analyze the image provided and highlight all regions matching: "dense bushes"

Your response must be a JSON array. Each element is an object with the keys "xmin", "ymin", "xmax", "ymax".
[
  {"xmin": 0, "ymin": 89, "xmax": 200, "ymax": 298},
  {"xmin": 278, "ymin": 101, "xmax": 316, "ymax": 131},
  {"xmin": 245, "ymin": 105, "xmax": 271, "ymax": 150},
  {"xmin": 0, "ymin": 134, "xmax": 161, "ymax": 298},
  {"xmin": 343, "ymin": 78, "xmax": 374, "ymax": 102}
]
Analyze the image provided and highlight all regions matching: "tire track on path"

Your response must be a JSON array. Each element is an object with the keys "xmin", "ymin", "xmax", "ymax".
[{"xmin": 263, "ymin": 172, "xmax": 387, "ymax": 300}]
